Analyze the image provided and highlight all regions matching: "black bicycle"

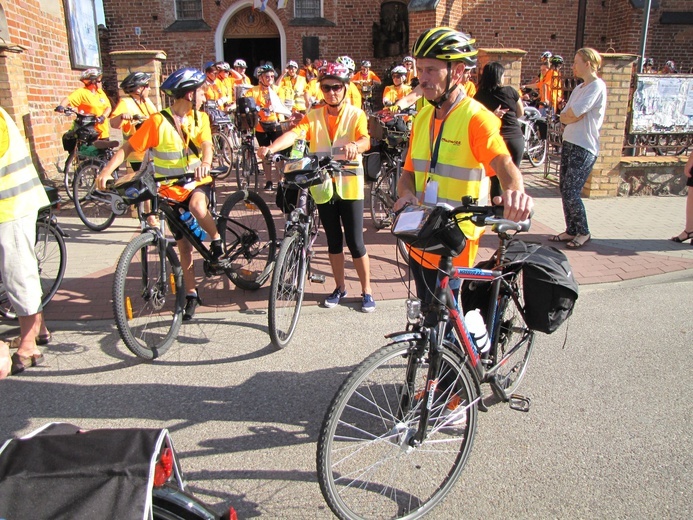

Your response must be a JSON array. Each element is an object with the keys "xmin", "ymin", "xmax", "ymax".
[
  {"xmin": 317, "ymin": 199, "xmax": 543, "ymax": 519},
  {"xmin": 106, "ymin": 164, "xmax": 276, "ymax": 359},
  {"xmin": 0, "ymin": 187, "xmax": 68, "ymax": 319},
  {"xmin": 267, "ymin": 155, "xmax": 355, "ymax": 349}
]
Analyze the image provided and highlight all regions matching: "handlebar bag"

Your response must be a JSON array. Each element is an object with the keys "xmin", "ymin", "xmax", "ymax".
[{"xmin": 393, "ymin": 205, "xmax": 466, "ymax": 257}]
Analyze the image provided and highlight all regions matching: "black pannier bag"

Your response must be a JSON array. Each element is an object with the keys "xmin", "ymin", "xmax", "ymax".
[
  {"xmin": 462, "ymin": 240, "xmax": 578, "ymax": 334},
  {"xmin": 363, "ymin": 139, "xmax": 382, "ymax": 182},
  {"xmin": 62, "ymin": 130, "xmax": 77, "ymax": 153}
]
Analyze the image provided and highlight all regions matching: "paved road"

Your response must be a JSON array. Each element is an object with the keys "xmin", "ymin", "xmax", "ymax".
[{"xmin": 1, "ymin": 273, "xmax": 691, "ymax": 518}]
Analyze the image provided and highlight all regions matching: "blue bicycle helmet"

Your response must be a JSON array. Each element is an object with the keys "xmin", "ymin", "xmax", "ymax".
[{"xmin": 161, "ymin": 68, "xmax": 205, "ymax": 97}]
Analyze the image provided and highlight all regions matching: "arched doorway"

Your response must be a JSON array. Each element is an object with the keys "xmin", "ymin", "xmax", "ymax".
[{"xmin": 218, "ymin": 5, "xmax": 283, "ymax": 84}]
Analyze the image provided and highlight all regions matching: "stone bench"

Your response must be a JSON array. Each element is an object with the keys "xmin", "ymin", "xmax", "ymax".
[{"xmin": 618, "ymin": 155, "xmax": 689, "ymax": 196}]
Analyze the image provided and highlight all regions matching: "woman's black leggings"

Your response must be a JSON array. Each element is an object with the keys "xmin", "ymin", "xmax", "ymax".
[{"xmin": 317, "ymin": 197, "xmax": 367, "ymax": 258}]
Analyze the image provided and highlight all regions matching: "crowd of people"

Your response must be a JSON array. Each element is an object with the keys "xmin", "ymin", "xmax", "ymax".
[{"xmin": 3, "ymin": 26, "xmax": 691, "ymax": 381}]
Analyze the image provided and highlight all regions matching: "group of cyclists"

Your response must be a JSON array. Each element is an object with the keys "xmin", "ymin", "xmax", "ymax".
[
  {"xmin": 51, "ymin": 26, "xmax": 533, "ymax": 327},
  {"xmin": 522, "ymin": 51, "xmax": 565, "ymax": 113}
]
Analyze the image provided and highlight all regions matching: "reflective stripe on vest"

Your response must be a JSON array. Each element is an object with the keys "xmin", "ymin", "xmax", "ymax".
[
  {"xmin": 152, "ymin": 110, "xmax": 202, "ymax": 177},
  {"xmin": 306, "ymin": 104, "xmax": 364, "ymax": 201},
  {"xmin": 0, "ymin": 108, "xmax": 50, "ymax": 222}
]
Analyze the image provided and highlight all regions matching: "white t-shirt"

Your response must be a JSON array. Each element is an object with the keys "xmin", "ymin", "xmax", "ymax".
[{"xmin": 562, "ymin": 78, "xmax": 607, "ymax": 156}]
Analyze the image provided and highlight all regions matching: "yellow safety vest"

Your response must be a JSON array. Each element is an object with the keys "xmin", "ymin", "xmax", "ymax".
[
  {"xmin": 279, "ymin": 75, "xmax": 307, "ymax": 112},
  {"xmin": 0, "ymin": 108, "xmax": 50, "ymax": 223},
  {"xmin": 409, "ymin": 97, "xmax": 490, "ymax": 243},
  {"xmin": 306, "ymin": 104, "xmax": 364, "ymax": 203},
  {"xmin": 151, "ymin": 109, "xmax": 204, "ymax": 177}
]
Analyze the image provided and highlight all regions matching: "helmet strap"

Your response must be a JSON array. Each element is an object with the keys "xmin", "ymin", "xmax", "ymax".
[{"xmin": 427, "ymin": 62, "xmax": 456, "ymax": 109}]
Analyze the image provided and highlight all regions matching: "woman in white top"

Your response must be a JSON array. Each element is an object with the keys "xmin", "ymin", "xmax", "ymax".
[{"xmin": 550, "ymin": 48, "xmax": 607, "ymax": 248}]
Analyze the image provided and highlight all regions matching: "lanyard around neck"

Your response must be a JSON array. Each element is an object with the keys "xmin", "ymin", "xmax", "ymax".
[{"xmin": 428, "ymin": 89, "xmax": 465, "ymax": 172}]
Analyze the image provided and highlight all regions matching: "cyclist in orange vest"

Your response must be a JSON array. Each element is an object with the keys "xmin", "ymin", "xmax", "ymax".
[{"xmin": 56, "ymin": 68, "xmax": 112, "ymax": 139}]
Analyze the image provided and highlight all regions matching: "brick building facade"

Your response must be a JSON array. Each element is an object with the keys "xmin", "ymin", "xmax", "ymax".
[{"xmin": 1, "ymin": 0, "xmax": 692, "ymax": 181}]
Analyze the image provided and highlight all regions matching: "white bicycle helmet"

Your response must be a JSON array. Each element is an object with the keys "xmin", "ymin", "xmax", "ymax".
[
  {"xmin": 233, "ymin": 59, "xmax": 247, "ymax": 68},
  {"xmin": 336, "ymin": 56, "xmax": 355, "ymax": 73},
  {"xmin": 391, "ymin": 66, "xmax": 407, "ymax": 75}
]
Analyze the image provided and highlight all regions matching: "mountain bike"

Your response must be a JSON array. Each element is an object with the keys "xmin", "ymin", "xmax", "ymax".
[
  {"xmin": 0, "ymin": 187, "xmax": 68, "ymax": 319},
  {"xmin": 106, "ymin": 164, "xmax": 276, "ymax": 359},
  {"xmin": 58, "ymin": 107, "xmax": 119, "ymax": 200},
  {"xmin": 520, "ymin": 105, "xmax": 547, "ymax": 167},
  {"xmin": 369, "ymin": 110, "xmax": 412, "ymax": 262},
  {"xmin": 267, "ymin": 155, "xmax": 350, "ymax": 349},
  {"xmin": 317, "ymin": 199, "xmax": 537, "ymax": 520}
]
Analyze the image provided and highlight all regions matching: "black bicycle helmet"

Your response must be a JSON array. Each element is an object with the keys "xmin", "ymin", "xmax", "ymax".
[
  {"xmin": 549, "ymin": 55, "xmax": 564, "ymax": 67},
  {"xmin": 361, "ymin": 60, "xmax": 372, "ymax": 68},
  {"xmin": 257, "ymin": 63, "xmax": 276, "ymax": 76},
  {"xmin": 412, "ymin": 27, "xmax": 477, "ymax": 67},
  {"xmin": 120, "ymin": 71, "xmax": 152, "ymax": 93},
  {"xmin": 161, "ymin": 68, "xmax": 205, "ymax": 97}
]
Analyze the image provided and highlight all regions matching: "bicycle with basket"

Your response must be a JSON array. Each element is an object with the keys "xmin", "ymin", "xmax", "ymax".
[
  {"xmin": 316, "ymin": 197, "xmax": 578, "ymax": 520},
  {"xmin": 104, "ymin": 162, "xmax": 277, "ymax": 359}
]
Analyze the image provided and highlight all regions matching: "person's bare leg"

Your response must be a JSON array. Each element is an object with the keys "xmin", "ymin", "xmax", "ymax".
[
  {"xmin": 16, "ymin": 314, "xmax": 42, "ymax": 358},
  {"xmin": 188, "ymin": 191, "xmax": 220, "ymax": 241},
  {"xmin": 353, "ymin": 254, "xmax": 372, "ymax": 295},
  {"xmin": 177, "ymin": 239, "xmax": 197, "ymax": 296},
  {"xmin": 0, "ymin": 341, "xmax": 11, "ymax": 379},
  {"xmin": 672, "ymin": 186, "xmax": 693, "ymax": 241},
  {"xmin": 328, "ymin": 252, "xmax": 346, "ymax": 291}
]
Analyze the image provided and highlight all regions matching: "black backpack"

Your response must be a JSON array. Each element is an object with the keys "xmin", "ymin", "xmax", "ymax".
[{"xmin": 462, "ymin": 240, "xmax": 579, "ymax": 334}]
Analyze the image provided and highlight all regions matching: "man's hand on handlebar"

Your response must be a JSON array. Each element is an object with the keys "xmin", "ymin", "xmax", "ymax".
[
  {"xmin": 394, "ymin": 192, "xmax": 418, "ymax": 212},
  {"xmin": 494, "ymin": 190, "xmax": 534, "ymax": 223}
]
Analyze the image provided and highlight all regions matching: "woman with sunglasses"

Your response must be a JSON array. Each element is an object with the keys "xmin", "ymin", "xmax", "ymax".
[{"xmin": 257, "ymin": 62, "xmax": 376, "ymax": 313}]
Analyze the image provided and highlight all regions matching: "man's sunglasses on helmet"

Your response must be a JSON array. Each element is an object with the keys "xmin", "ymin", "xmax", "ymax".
[{"xmin": 320, "ymin": 83, "xmax": 344, "ymax": 93}]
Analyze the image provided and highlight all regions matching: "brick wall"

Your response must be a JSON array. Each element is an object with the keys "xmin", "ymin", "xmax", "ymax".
[{"xmin": 1, "ymin": 0, "xmax": 95, "ymax": 180}]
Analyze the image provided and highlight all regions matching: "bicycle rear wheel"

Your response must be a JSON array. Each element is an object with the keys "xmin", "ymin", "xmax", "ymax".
[
  {"xmin": 113, "ymin": 232, "xmax": 184, "ymax": 360},
  {"xmin": 369, "ymin": 166, "xmax": 394, "ymax": 230},
  {"xmin": 73, "ymin": 159, "xmax": 117, "ymax": 231},
  {"xmin": 526, "ymin": 123, "xmax": 547, "ymax": 167},
  {"xmin": 211, "ymin": 131, "xmax": 233, "ymax": 179},
  {"xmin": 235, "ymin": 145, "xmax": 259, "ymax": 191},
  {"xmin": 0, "ymin": 220, "xmax": 67, "ymax": 319},
  {"xmin": 217, "ymin": 189, "xmax": 276, "ymax": 290},
  {"xmin": 317, "ymin": 340, "xmax": 478, "ymax": 520},
  {"xmin": 491, "ymin": 271, "xmax": 535, "ymax": 395},
  {"xmin": 268, "ymin": 230, "xmax": 306, "ymax": 349},
  {"xmin": 63, "ymin": 152, "xmax": 77, "ymax": 200}
]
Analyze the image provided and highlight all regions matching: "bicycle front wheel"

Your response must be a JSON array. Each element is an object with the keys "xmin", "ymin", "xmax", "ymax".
[
  {"xmin": 235, "ymin": 145, "xmax": 259, "ymax": 191},
  {"xmin": 73, "ymin": 159, "xmax": 117, "ymax": 231},
  {"xmin": 369, "ymin": 166, "xmax": 394, "ymax": 230},
  {"xmin": 211, "ymin": 131, "xmax": 233, "ymax": 178},
  {"xmin": 113, "ymin": 232, "xmax": 184, "ymax": 360},
  {"xmin": 268, "ymin": 230, "xmax": 306, "ymax": 349},
  {"xmin": 317, "ymin": 340, "xmax": 478, "ymax": 520},
  {"xmin": 218, "ymin": 189, "xmax": 277, "ymax": 290},
  {"xmin": 63, "ymin": 152, "xmax": 77, "ymax": 200},
  {"xmin": 0, "ymin": 220, "xmax": 68, "ymax": 319},
  {"xmin": 526, "ymin": 123, "xmax": 547, "ymax": 167},
  {"xmin": 491, "ymin": 271, "xmax": 535, "ymax": 395}
]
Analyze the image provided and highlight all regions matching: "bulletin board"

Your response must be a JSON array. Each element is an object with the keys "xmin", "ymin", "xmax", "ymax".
[{"xmin": 629, "ymin": 74, "xmax": 693, "ymax": 134}]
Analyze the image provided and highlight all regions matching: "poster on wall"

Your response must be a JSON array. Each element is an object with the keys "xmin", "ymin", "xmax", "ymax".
[
  {"xmin": 630, "ymin": 74, "xmax": 693, "ymax": 134},
  {"xmin": 63, "ymin": 0, "xmax": 101, "ymax": 69}
]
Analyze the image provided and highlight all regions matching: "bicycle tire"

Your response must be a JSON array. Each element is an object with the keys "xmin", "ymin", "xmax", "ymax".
[
  {"xmin": 73, "ymin": 159, "xmax": 117, "ymax": 231},
  {"xmin": 235, "ymin": 145, "xmax": 259, "ymax": 191},
  {"xmin": 217, "ymin": 189, "xmax": 276, "ymax": 291},
  {"xmin": 397, "ymin": 238, "xmax": 410, "ymax": 265},
  {"xmin": 211, "ymin": 131, "xmax": 233, "ymax": 179},
  {"xmin": 491, "ymin": 270, "xmax": 535, "ymax": 395},
  {"xmin": 317, "ymin": 340, "xmax": 478, "ymax": 520},
  {"xmin": 526, "ymin": 123, "xmax": 547, "ymax": 167},
  {"xmin": 369, "ymin": 166, "xmax": 395, "ymax": 230},
  {"xmin": 63, "ymin": 151, "xmax": 77, "ymax": 200},
  {"xmin": 268, "ymin": 230, "xmax": 306, "ymax": 349},
  {"xmin": 113, "ymin": 232, "xmax": 184, "ymax": 360},
  {"xmin": 0, "ymin": 220, "xmax": 67, "ymax": 320}
]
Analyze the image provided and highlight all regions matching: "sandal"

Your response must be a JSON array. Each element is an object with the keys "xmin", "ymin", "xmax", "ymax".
[
  {"xmin": 566, "ymin": 234, "xmax": 591, "ymax": 249},
  {"xmin": 670, "ymin": 231, "xmax": 693, "ymax": 244},
  {"xmin": 9, "ymin": 333, "xmax": 52, "ymax": 349},
  {"xmin": 549, "ymin": 232, "xmax": 575, "ymax": 243},
  {"xmin": 10, "ymin": 352, "xmax": 44, "ymax": 375}
]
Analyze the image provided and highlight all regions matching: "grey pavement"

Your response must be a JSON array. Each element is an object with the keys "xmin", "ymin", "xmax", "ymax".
[{"xmin": 1, "ymin": 164, "xmax": 692, "ymax": 518}]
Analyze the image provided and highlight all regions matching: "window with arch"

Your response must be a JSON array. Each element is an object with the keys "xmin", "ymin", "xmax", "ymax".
[
  {"xmin": 295, "ymin": 0, "xmax": 322, "ymax": 18},
  {"xmin": 176, "ymin": 0, "xmax": 202, "ymax": 20}
]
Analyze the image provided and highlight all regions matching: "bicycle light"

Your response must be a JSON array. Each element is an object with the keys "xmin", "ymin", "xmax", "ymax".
[{"xmin": 406, "ymin": 298, "xmax": 422, "ymax": 323}]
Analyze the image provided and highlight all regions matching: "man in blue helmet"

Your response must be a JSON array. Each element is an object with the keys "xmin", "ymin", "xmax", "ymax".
[{"xmin": 97, "ymin": 68, "xmax": 219, "ymax": 320}]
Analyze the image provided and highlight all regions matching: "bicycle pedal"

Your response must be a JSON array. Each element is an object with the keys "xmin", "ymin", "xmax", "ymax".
[
  {"xmin": 309, "ymin": 273, "xmax": 326, "ymax": 283},
  {"xmin": 508, "ymin": 394, "xmax": 531, "ymax": 412}
]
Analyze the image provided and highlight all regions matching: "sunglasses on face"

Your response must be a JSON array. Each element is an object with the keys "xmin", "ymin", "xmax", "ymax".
[
  {"xmin": 320, "ymin": 83, "xmax": 344, "ymax": 93},
  {"xmin": 392, "ymin": 74, "xmax": 405, "ymax": 78}
]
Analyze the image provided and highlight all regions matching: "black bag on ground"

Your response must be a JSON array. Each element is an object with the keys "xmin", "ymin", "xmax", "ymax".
[{"xmin": 462, "ymin": 240, "xmax": 578, "ymax": 334}]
